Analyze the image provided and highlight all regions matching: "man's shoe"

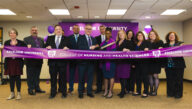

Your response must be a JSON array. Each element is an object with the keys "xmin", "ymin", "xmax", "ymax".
[
  {"xmin": 49, "ymin": 94, "xmax": 56, "ymax": 99},
  {"xmin": 36, "ymin": 89, "xmax": 46, "ymax": 93},
  {"xmin": 28, "ymin": 90, "xmax": 36, "ymax": 95},
  {"xmin": 87, "ymin": 93, "xmax": 94, "ymax": 98},
  {"xmin": 79, "ymin": 94, "xmax": 83, "ymax": 99}
]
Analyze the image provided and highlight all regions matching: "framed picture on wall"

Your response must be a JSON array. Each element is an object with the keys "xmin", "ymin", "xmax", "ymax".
[
  {"xmin": 0, "ymin": 27, "xmax": 2, "ymax": 42},
  {"xmin": 0, "ymin": 27, "xmax": 3, "ymax": 84},
  {"xmin": 0, "ymin": 27, "xmax": 2, "ymax": 63}
]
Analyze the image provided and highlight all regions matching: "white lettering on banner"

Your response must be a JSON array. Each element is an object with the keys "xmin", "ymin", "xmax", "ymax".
[
  {"xmin": 164, "ymin": 51, "xmax": 182, "ymax": 55},
  {"xmin": 48, "ymin": 51, "xmax": 56, "ymax": 57},
  {"xmin": 24, "ymin": 51, "xmax": 43, "ymax": 55},
  {"xmin": 92, "ymin": 27, "xmax": 97, "ymax": 30},
  {"xmin": 110, "ymin": 27, "xmax": 127, "ymax": 31},
  {"xmin": 59, "ymin": 53, "xmax": 77, "ymax": 57},
  {"xmin": 153, "ymin": 50, "xmax": 161, "ymax": 57},
  {"xmin": 183, "ymin": 50, "xmax": 192, "ymax": 53},
  {"xmin": 69, "ymin": 26, "xmax": 127, "ymax": 31}
]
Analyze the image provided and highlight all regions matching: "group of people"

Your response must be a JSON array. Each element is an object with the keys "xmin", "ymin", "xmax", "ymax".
[{"xmin": 1, "ymin": 24, "xmax": 186, "ymax": 100}]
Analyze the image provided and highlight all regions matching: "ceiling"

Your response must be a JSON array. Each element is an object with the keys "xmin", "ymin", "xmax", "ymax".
[{"xmin": 0, "ymin": 0, "xmax": 192, "ymax": 22}]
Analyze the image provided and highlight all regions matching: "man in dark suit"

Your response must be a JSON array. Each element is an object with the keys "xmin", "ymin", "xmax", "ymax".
[
  {"xmin": 95, "ymin": 25, "xmax": 106, "ymax": 94},
  {"xmin": 77, "ymin": 24, "xmax": 98, "ymax": 99},
  {"xmin": 24, "ymin": 26, "xmax": 45, "ymax": 95},
  {"xmin": 68, "ymin": 25, "xmax": 83, "ymax": 94},
  {"xmin": 95, "ymin": 25, "xmax": 106, "ymax": 45},
  {"xmin": 45, "ymin": 25, "xmax": 70, "ymax": 99}
]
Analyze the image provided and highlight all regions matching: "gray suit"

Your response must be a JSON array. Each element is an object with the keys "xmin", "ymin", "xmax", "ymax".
[{"xmin": 24, "ymin": 36, "xmax": 44, "ymax": 92}]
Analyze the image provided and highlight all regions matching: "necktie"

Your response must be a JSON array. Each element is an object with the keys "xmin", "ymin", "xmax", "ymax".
[
  {"xmin": 102, "ymin": 35, "xmax": 105, "ymax": 42},
  {"xmin": 88, "ymin": 36, "xmax": 92, "ymax": 47},
  {"xmin": 75, "ymin": 34, "xmax": 78, "ymax": 42},
  {"xmin": 56, "ymin": 36, "xmax": 60, "ymax": 48},
  {"xmin": 35, "ymin": 38, "xmax": 40, "ymax": 48}
]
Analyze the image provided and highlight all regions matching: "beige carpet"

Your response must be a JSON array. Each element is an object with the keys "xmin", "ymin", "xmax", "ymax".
[{"xmin": 0, "ymin": 81, "xmax": 192, "ymax": 109}]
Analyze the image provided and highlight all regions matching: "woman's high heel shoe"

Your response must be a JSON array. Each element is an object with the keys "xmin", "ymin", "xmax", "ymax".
[
  {"xmin": 141, "ymin": 93, "xmax": 148, "ymax": 98},
  {"xmin": 102, "ymin": 91, "xmax": 109, "ymax": 97},
  {"xmin": 106, "ymin": 93, "xmax": 113, "ymax": 99},
  {"xmin": 132, "ymin": 92, "xmax": 141, "ymax": 96}
]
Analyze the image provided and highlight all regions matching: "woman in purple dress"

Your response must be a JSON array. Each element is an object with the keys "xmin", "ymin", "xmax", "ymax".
[
  {"xmin": 100, "ymin": 27, "xmax": 116, "ymax": 98},
  {"xmin": 116, "ymin": 30, "xmax": 132, "ymax": 98},
  {"xmin": 2, "ymin": 28, "xmax": 26, "ymax": 100}
]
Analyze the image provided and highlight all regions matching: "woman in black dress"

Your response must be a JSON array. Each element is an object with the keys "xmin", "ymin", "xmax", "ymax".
[
  {"xmin": 126, "ymin": 30, "xmax": 136, "ymax": 94},
  {"xmin": 148, "ymin": 30, "xmax": 164, "ymax": 96},
  {"xmin": 3, "ymin": 28, "xmax": 26, "ymax": 100},
  {"xmin": 132, "ymin": 31, "xmax": 150, "ymax": 98},
  {"xmin": 164, "ymin": 32, "xmax": 186, "ymax": 99}
]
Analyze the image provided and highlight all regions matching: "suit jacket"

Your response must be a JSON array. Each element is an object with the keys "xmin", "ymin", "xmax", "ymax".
[
  {"xmin": 45, "ymin": 35, "xmax": 70, "ymax": 66},
  {"xmin": 68, "ymin": 34, "xmax": 82, "ymax": 49},
  {"xmin": 24, "ymin": 36, "xmax": 44, "ymax": 66},
  {"xmin": 68, "ymin": 34, "xmax": 82, "ymax": 62},
  {"xmin": 95, "ymin": 35, "xmax": 102, "ymax": 45},
  {"xmin": 4, "ymin": 39, "xmax": 26, "ymax": 70},
  {"xmin": 77, "ymin": 35, "xmax": 98, "ymax": 64},
  {"xmin": 77, "ymin": 35, "xmax": 97, "ymax": 50},
  {"xmin": 163, "ymin": 41, "xmax": 186, "ymax": 68}
]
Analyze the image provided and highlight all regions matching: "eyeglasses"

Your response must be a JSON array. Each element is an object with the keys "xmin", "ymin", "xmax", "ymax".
[{"xmin": 85, "ymin": 28, "xmax": 92, "ymax": 30}]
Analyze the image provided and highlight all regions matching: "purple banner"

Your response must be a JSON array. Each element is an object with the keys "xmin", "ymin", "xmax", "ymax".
[
  {"xmin": 59, "ymin": 22, "xmax": 138, "ymax": 40},
  {"xmin": 2, "ymin": 45, "xmax": 192, "ymax": 59}
]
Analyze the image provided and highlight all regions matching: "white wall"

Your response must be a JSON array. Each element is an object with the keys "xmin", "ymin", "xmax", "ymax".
[
  {"xmin": 0, "ymin": 20, "xmax": 184, "ymax": 79},
  {"xmin": 183, "ymin": 18, "xmax": 192, "ymax": 80}
]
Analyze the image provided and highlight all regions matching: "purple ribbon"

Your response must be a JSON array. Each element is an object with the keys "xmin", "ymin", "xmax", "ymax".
[{"xmin": 2, "ymin": 45, "xmax": 192, "ymax": 59}]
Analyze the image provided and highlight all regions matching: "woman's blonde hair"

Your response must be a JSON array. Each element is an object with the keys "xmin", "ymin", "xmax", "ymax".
[{"xmin": 116, "ymin": 30, "xmax": 127, "ymax": 41}]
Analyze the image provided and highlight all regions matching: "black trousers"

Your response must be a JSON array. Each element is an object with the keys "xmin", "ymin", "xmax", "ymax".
[
  {"xmin": 135, "ymin": 64, "xmax": 149, "ymax": 94},
  {"xmin": 165, "ymin": 68, "xmax": 184, "ymax": 97},
  {"xmin": 68, "ymin": 62, "xmax": 77, "ymax": 92},
  {"xmin": 120, "ymin": 78, "xmax": 128, "ymax": 94},
  {"xmin": 95, "ymin": 62, "xmax": 103, "ymax": 91},
  {"xmin": 9, "ymin": 75, "xmax": 21, "ymax": 92},
  {"xmin": 49, "ymin": 65, "xmax": 67, "ymax": 95},
  {"xmin": 126, "ymin": 68, "xmax": 136, "ymax": 92},
  {"xmin": 26, "ymin": 65, "xmax": 42, "ymax": 91},
  {"xmin": 78, "ymin": 62, "xmax": 94, "ymax": 94}
]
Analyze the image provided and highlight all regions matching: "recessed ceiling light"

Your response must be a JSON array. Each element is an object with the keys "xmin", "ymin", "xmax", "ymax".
[
  {"xmin": 137, "ymin": 0, "xmax": 155, "ymax": 2},
  {"xmin": 145, "ymin": 16, "xmax": 151, "ymax": 19},
  {"xmin": 49, "ymin": 9, "xmax": 70, "ymax": 15},
  {"xmin": 26, "ymin": 16, "xmax": 32, "ymax": 18},
  {"xmin": 107, "ymin": 9, "xmax": 127, "ymax": 15},
  {"xmin": 94, "ymin": 16, "xmax": 100, "ymax": 18},
  {"xmin": 0, "ymin": 9, "xmax": 16, "ymax": 15},
  {"xmin": 77, "ymin": 16, "xmax": 83, "ymax": 18},
  {"xmin": 161, "ymin": 9, "xmax": 186, "ymax": 15}
]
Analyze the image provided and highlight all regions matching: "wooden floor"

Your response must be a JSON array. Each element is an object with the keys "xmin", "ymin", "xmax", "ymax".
[{"xmin": 0, "ymin": 81, "xmax": 192, "ymax": 109}]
